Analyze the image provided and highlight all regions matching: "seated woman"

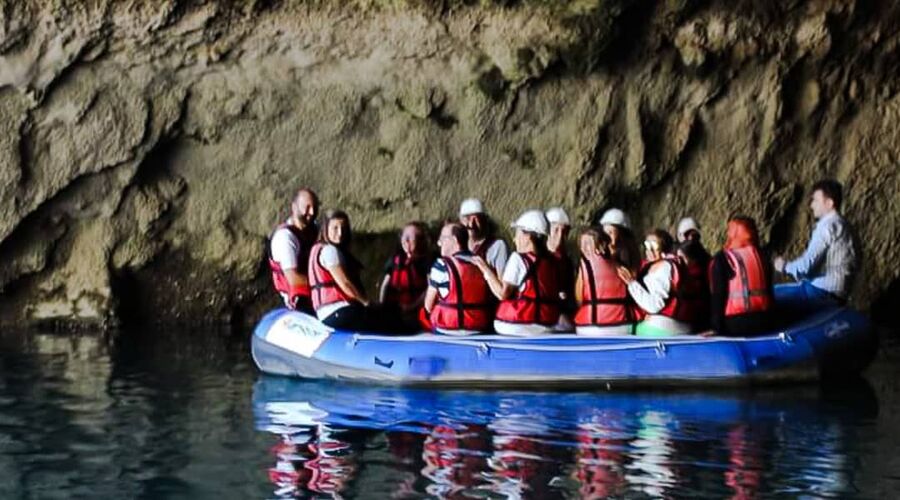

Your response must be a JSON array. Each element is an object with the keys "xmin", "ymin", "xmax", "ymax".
[
  {"xmin": 617, "ymin": 229, "xmax": 694, "ymax": 337},
  {"xmin": 599, "ymin": 208, "xmax": 641, "ymax": 273},
  {"xmin": 308, "ymin": 210, "xmax": 379, "ymax": 331},
  {"xmin": 475, "ymin": 210, "xmax": 562, "ymax": 336},
  {"xmin": 574, "ymin": 229, "xmax": 634, "ymax": 336},
  {"xmin": 709, "ymin": 216, "xmax": 774, "ymax": 336},
  {"xmin": 378, "ymin": 221, "xmax": 432, "ymax": 330}
]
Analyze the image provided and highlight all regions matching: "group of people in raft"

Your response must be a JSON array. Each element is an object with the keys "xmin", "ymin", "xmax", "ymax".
[{"xmin": 268, "ymin": 179, "xmax": 856, "ymax": 337}]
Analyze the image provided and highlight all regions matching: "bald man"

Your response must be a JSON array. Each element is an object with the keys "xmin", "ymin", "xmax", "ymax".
[{"xmin": 269, "ymin": 188, "xmax": 320, "ymax": 313}]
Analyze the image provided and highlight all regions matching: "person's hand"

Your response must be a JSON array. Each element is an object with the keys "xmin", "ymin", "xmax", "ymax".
[
  {"xmin": 773, "ymin": 256, "xmax": 786, "ymax": 273},
  {"xmin": 471, "ymin": 256, "xmax": 490, "ymax": 272},
  {"xmin": 616, "ymin": 266, "xmax": 635, "ymax": 284},
  {"xmin": 698, "ymin": 329, "xmax": 716, "ymax": 337}
]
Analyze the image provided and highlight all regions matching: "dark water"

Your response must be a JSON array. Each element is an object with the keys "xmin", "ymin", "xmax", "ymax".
[{"xmin": 1, "ymin": 328, "xmax": 899, "ymax": 499}]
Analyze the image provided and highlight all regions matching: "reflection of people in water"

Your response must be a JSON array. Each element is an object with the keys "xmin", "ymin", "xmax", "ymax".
[
  {"xmin": 269, "ymin": 434, "xmax": 316, "ymax": 497},
  {"xmin": 386, "ymin": 430, "xmax": 427, "ymax": 498},
  {"xmin": 266, "ymin": 424, "xmax": 358, "ymax": 498},
  {"xmin": 624, "ymin": 411, "xmax": 677, "ymax": 497},
  {"xmin": 573, "ymin": 418, "xmax": 629, "ymax": 499},
  {"xmin": 421, "ymin": 424, "xmax": 491, "ymax": 498},
  {"xmin": 487, "ymin": 415, "xmax": 567, "ymax": 498},
  {"xmin": 724, "ymin": 424, "xmax": 763, "ymax": 500}
]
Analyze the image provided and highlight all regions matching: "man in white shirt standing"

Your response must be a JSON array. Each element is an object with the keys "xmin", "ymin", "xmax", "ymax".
[
  {"xmin": 774, "ymin": 179, "xmax": 857, "ymax": 309},
  {"xmin": 459, "ymin": 198, "xmax": 509, "ymax": 275},
  {"xmin": 268, "ymin": 188, "xmax": 320, "ymax": 313}
]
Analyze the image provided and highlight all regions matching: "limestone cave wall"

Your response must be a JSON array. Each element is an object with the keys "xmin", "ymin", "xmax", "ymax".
[{"xmin": 0, "ymin": 0, "xmax": 898, "ymax": 328}]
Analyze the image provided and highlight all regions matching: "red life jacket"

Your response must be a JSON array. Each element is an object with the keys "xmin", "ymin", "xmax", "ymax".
[
  {"xmin": 430, "ymin": 255, "xmax": 493, "ymax": 331},
  {"xmin": 384, "ymin": 253, "xmax": 429, "ymax": 308},
  {"xmin": 651, "ymin": 257, "xmax": 694, "ymax": 323},
  {"xmin": 309, "ymin": 243, "xmax": 355, "ymax": 311},
  {"xmin": 495, "ymin": 253, "xmax": 562, "ymax": 326},
  {"xmin": 268, "ymin": 223, "xmax": 316, "ymax": 307},
  {"xmin": 574, "ymin": 253, "xmax": 631, "ymax": 326},
  {"xmin": 724, "ymin": 246, "xmax": 773, "ymax": 316}
]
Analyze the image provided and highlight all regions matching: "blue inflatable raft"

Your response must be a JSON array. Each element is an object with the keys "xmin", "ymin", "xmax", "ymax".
[{"xmin": 251, "ymin": 289, "xmax": 876, "ymax": 387}]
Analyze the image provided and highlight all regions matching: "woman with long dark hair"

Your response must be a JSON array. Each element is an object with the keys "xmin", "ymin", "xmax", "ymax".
[{"xmin": 308, "ymin": 210, "xmax": 374, "ymax": 331}]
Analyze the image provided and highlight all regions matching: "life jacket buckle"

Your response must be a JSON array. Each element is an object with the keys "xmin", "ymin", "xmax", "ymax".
[{"xmin": 478, "ymin": 343, "xmax": 491, "ymax": 358}]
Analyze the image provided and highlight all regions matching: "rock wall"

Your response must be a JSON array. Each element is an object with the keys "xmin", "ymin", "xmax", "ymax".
[{"xmin": 0, "ymin": 0, "xmax": 898, "ymax": 329}]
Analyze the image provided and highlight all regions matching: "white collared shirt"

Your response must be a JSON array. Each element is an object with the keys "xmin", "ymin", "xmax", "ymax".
[{"xmin": 785, "ymin": 211, "xmax": 857, "ymax": 298}]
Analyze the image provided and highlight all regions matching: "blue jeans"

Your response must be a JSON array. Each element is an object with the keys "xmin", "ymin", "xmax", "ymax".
[{"xmin": 774, "ymin": 282, "xmax": 844, "ymax": 315}]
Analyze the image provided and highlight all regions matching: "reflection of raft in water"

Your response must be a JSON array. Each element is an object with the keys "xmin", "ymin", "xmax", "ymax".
[
  {"xmin": 251, "ymin": 289, "xmax": 877, "ymax": 388},
  {"xmin": 252, "ymin": 377, "xmax": 879, "ymax": 432}
]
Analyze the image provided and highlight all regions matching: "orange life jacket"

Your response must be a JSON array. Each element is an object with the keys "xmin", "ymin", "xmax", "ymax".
[
  {"xmin": 574, "ymin": 253, "xmax": 631, "ymax": 326},
  {"xmin": 268, "ymin": 223, "xmax": 316, "ymax": 307},
  {"xmin": 309, "ymin": 243, "xmax": 356, "ymax": 311},
  {"xmin": 724, "ymin": 246, "xmax": 773, "ymax": 316},
  {"xmin": 384, "ymin": 253, "xmax": 429, "ymax": 308},
  {"xmin": 495, "ymin": 253, "xmax": 562, "ymax": 326},
  {"xmin": 430, "ymin": 255, "xmax": 493, "ymax": 332}
]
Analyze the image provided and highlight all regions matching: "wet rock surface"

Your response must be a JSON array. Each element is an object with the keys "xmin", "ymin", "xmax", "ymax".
[{"xmin": 0, "ymin": 0, "xmax": 898, "ymax": 329}]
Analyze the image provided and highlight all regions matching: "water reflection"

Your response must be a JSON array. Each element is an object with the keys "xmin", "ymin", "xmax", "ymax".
[
  {"xmin": 0, "ymin": 328, "xmax": 890, "ymax": 498},
  {"xmin": 253, "ymin": 379, "xmax": 878, "ymax": 499}
]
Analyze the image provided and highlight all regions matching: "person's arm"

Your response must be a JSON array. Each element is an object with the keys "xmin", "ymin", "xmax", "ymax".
[
  {"xmin": 783, "ymin": 221, "xmax": 830, "ymax": 279},
  {"xmin": 474, "ymin": 255, "xmax": 516, "ymax": 300},
  {"xmin": 321, "ymin": 246, "xmax": 368, "ymax": 305},
  {"xmin": 424, "ymin": 286, "xmax": 438, "ymax": 313},
  {"xmin": 377, "ymin": 274, "xmax": 391, "ymax": 303},
  {"xmin": 282, "ymin": 268, "xmax": 308, "ymax": 288},
  {"xmin": 621, "ymin": 262, "xmax": 672, "ymax": 314},
  {"xmin": 329, "ymin": 264, "xmax": 369, "ymax": 306}
]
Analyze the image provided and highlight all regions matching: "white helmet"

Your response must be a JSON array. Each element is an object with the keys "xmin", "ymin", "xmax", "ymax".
[
  {"xmin": 545, "ymin": 207, "xmax": 571, "ymax": 226},
  {"xmin": 677, "ymin": 217, "xmax": 700, "ymax": 242},
  {"xmin": 510, "ymin": 209, "xmax": 549, "ymax": 235},
  {"xmin": 598, "ymin": 208, "xmax": 630, "ymax": 229},
  {"xmin": 459, "ymin": 198, "xmax": 485, "ymax": 218}
]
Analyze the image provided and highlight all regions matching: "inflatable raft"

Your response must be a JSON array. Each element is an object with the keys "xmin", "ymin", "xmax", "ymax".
[{"xmin": 251, "ymin": 290, "xmax": 877, "ymax": 387}]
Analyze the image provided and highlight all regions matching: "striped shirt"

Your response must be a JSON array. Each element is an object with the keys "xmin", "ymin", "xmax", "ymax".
[
  {"xmin": 785, "ymin": 211, "xmax": 856, "ymax": 298},
  {"xmin": 428, "ymin": 251, "xmax": 476, "ymax": 299}
]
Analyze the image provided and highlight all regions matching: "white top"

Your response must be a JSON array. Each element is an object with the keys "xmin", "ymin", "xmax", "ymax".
[
  {"xmin": 627, "ymin": 260, "xmax": 673, "ymax": 314},
  {"xmin": 270, "ymin": 225, "xmax": 301, "ymax": 271},
  {"xmin": 316, "ymin": 244, "xmax": 351, "ymax": 320},
  {"xmin": 627, "ymin": 260, "xmax": 691, "ymax": 333},
  {"xmin": 501, "ymin": 252, "xmax": 529, "ymax": 291},
  {"xmin": 475, "ymin": 238, "xmax": 508, "ymax": 275},
  {"xmin": 785, "ymin": 211, "xmax": 857, "ymax": 298},
  {"xmin": 494, "ymin": 252, "xmax": 553, "ymax": 336}
]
